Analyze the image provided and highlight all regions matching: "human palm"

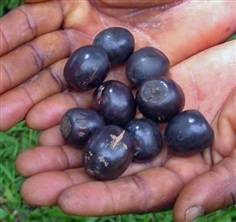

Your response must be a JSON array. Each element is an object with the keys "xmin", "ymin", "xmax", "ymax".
[{"xmin": 1, "ymin": 1, "xmax": 235, "ymax": 221}]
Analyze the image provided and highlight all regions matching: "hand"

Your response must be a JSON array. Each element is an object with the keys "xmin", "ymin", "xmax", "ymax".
[
  {"xmin": 1, "ymin": 0, "xmax": 235, "ymax": 221},
  {"xmin": 16, "ymin": 41, "xmax": 236, "ymax": 222}
]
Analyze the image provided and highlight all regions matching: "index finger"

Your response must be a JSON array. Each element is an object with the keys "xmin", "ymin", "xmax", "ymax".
[{"xmin": 0, "ymin": 1, "xmax": 63, "ymax": 56}]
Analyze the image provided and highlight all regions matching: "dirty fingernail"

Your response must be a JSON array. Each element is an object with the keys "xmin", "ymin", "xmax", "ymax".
[{"xmin": 185, "ymin": 206, "xmax": 205, "ymax": 222}]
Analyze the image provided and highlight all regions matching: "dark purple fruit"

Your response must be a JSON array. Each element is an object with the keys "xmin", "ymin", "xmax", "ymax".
[
  {"xmin": 60, "ymin": 108, "xmax": 105, "ymax": 148},
  {"xmin": 164, "ymin": 109, "xmax": 214, "ymax": 156},
  {"xmin": 136, "ymin": 77, "xmax": 185, "ymax": 123},
  {"xmin": 83, "ymin": 125, "xmax": 134, "ymax": 180},
  {"xmin": 64, "ymin": 45, "xmax": 110, "ymax": 91},
  {"xmin": 93, "ymin": 27, "xmax": 135, "ymax": 67},
  {"xmin": 126, "ymin": 47, "xmax": 170, "ymax": 87},
  {"xmin": 125, "ymin": 118, "xmax": 163, "ymax": 162},
  {"xmin": 92, "ymin": 80, "xmax": 136, "ymax": 127}
]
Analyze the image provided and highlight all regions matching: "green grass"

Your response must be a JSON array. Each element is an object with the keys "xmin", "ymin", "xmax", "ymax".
[{"xmin": 0, "ymin": 0, "xmax": 24, "ymax": 17}]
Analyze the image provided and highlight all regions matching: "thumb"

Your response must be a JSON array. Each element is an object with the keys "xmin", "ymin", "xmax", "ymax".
[
  {"xmin": 173, "ymin": 153, "xmax": 236, "ymax": 222},
  {"xmin": 174, "ymin": 88, "xmax": 236, "ymax": 222}
]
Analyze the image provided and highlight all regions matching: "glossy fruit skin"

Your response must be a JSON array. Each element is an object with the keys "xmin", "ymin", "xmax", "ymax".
[
  {"xmin": 126, "ymin": 47, "xmax": 170, "ymax": 87},
  {"xmin": 83, "ymin": 125, "xmax": 135, "ymax": 180},
  {"xmin": 64, "ymin": 45, "xmax": 110, "ymax": 91},
  {"xmin": 93, "ymin": 27, "xmax": 135, "ymax": 67},
  {"xmin": 125, "ymin": 118, "xmax": 163, "ymax": 162},
  {"xmin": 164, "ymin": 109, "xmax": 214, "ymax": 156},
  {"xmin": 136, "ymin": 77, "xmax": 185, "ymax": 123},
  {"xmin": 92, "ymin": 80, "xmax": 136, "ymax": 127},
  {"xmin": 60, "ymin": 108, "xmax": 105, "ymax": 148}
]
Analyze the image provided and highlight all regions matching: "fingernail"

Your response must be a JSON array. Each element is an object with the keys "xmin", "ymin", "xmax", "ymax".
[{"xmin": 185, "ymin": 206, "xmax": 205, "ymax": 222}]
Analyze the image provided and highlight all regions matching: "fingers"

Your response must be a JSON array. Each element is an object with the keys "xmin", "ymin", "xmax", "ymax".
[
  {"xmin": 0, "ymin": 1, "xmax": 64, "ymax": 56},
  {"xmin": 0, "ymin": 59, "xmax": 67, "ymax": 131},
  {"xmin": 173, "ymin": 151, "xmax": 236, "ymax": 222},
  {"xmin": 20, "ymin": 169, "xmax": 91, "ymax": 206},
  {"xmin": 18, "ymin": 144, "xmax": 168, "ymax": 208},
  {"xmin": 0, "ymin": 31, "xmax": 70, "ymax": 94},
  {"xmin": 210, "ymin": 88, "xmax": 236, "ymax": 162},
  {"xmin": 16, "ymin": 132, "xmax": 168, "ymax": 178},
  {"xmin": 0, "ymin": 28, "xmax": 92, "ymax": 131},
  {"xmin": 17, "ymin": 144, "xmax": 205, "ymax": 214},
  {"xmin": 15, "ymin": 145, "xmax": 83, "ymax": 177},
  {"xmin": 25, "ymin": 89, "xmax": 94, "ymax": 130},
  {"xmin": 19, "ymin": 166, "xmax": 182, "ymax": 212},
  {"xmin": 57, "ymin": 167, "xmax": 184, "ymax": 216}
]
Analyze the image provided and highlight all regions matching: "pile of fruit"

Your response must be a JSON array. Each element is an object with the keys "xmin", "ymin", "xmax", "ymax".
[{"xmin": 60, "ymin": 27, "xmax": 214, "ymax": 180}]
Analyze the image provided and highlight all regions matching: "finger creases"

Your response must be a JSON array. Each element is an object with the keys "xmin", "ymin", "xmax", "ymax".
[
  {"xmin": 57, "ymin": 168, "xmax": 184, "ymax": 216},
  {"xmin": 0, "ymin": 1, "xmax": 64, "ymax": 56},
  {"xmin": 16, "ymin": 145, "xmax": 83, "ymax": 178},
  {"xmin": 0, "ymin": 58, "xmax": 67, "ymax": 131},
  {"xmin": 25, "ymin": 89, "xmax": 94, "ymax": 130},
  {"xmin": 0, "ymin": 30, "xmax": 70, "ymax": 95},
  {"xmin": 20, "ymin": 166, "xmax": 184, "ymax": 213},
  {"xmin": 173, "ymin": 151, "xmax": 236, "ymax": 222}
]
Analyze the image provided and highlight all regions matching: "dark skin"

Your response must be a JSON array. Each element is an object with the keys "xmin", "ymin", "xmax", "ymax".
[{"xmin": 0, "ymin": 1, "xmax": 235, "ymax": 221}]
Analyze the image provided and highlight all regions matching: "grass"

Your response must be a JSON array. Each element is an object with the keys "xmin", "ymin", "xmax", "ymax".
[
  {"xmin": 0, "ymin": 0, "xmax": 24, "ymax": 16},
  {"xmin": 0, "ymin": 0, "xmax": 236, "ymax": 221}
]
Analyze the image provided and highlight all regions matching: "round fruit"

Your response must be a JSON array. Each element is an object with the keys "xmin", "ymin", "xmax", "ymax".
[
  {"xmin": 93, "ymin": 27, "xmax": 135, "ymax": 67},
  {"xmin": 60, "ymin": 108, "xmax": 105, "ymax": 148},
  {"xmin": 64, "ymin": 45, "xmax": 110, "ymax": 91},
  {"xmin": 126, "ymin": 47, "xmax": 170, "ymax": 87},
  {"xmin": 136, "ymin": 77, "xmax": 185, "ymax": 123},
  {"xmin": 164, "ymin": 109, "xmax": 214, "ymax": 156},
  {"xmin": 125, "ymin": 118, "xmax": 163, "ymax": 162},
  {"xmin": 83, "ymin": 125, "xmax": 134, "ymax": 180},
  {"xmin": 92, "ymin": 80, "xmax": 136, "ymax": 127}
]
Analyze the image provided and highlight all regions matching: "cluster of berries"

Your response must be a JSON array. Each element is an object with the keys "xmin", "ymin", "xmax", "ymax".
[{"xmin": 60, "ymin": 27, "xmax": 214, "ymax": 180}]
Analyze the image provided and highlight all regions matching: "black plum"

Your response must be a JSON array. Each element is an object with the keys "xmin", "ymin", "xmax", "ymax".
[
  {"xmin": 92, "ymin": 80, "xmax": 136, "ymax": 127},
  {"xmin": 136, "ymin": 77, "xmax": 185, "ymax": 123},
  {"xmin": 64, "ymin": 45, "xmax": 110, "ymax": 91},
  {"xmin": 93, "ymin": 27, "xmax": 135, "ymax": 67},
  {"xmin": 83, "ymin": 125, "xmax": 135, "ymax": 180},
  {"xmin": 126, "ymin": 47, "xmax": 170, "ymax": 87},
  {"xmin": 60, "ymin": 108, "xmax": 105, "ymax": 148},
  {"xmin": 125, "ymin": 118, "xmax": 163, "ymax": 162},
  {"xmin": 164, "ymin": 109, "xmax": 214, "ymax": 156}
]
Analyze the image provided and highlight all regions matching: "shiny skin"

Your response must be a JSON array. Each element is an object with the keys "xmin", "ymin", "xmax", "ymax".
[
  {"xmin": 60, "ymin": 108, "xmax": 105, "ymax": 148},
  {"xmin": 92, "ymin": 80, "xmax": 136, "ymax": 127},
  {"xmin": 64, "ymin": 45, "xmax": 110, "ymax": 91},
  {"xmin": 136, "ymin": 77, "xmax": 185, "ymax": 123},
  {"xmin": 83, "ymin": 125, "xmax": 135, "ymax": 180},
  {"xmin": 126, "ymin": 47, "xmax": 170, "ymax": 87},
  {"xmin": 164, "ymin": 109, "xmax": 214, "ymax": 156},
  {"xmin": 93, "ymin": 27, "xmax": 135, "ymax": 67},
  {"xmin": 125, "ymin": 118, "xmax": 163, "ymax": 162}
]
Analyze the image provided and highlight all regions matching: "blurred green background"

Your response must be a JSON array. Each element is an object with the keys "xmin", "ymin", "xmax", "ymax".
[{"xmin": 0, "ymin": 0, "xmax": 235, "ymax": 221}]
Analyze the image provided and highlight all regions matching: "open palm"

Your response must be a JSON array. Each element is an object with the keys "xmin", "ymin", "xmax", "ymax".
[{"xmin": 0, "ymin": 1, "xmax": 235, "ymax": 221}]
